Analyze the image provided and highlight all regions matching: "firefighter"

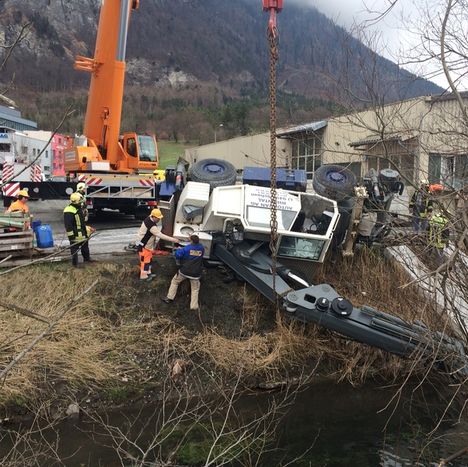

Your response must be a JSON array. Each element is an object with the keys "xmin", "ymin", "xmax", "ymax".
[
  {"xmin": 136, "ymin": 208, "xmax": 178, "ymax": 281},
  {"xmin": 428, "ymin": 211, "xmax": 450, "ymax": 261},
  {"xmin": 153, "ymin": 169, "xmax": 165, "ymax": 181},
  {"xmin": 409, "ymin": 180, "xmax": 433, "ymax": 233},
  {"xmin": 64, "ymin": 192, "xmax": 93, "ymax": 267},
  {"xmin": 5, "ymin": 189, "xmax": 30, "ymax": 214},
  {"xmin": 162, "ymin": 234, "xmax": 205, "ymax": 311},
  {"xmin": 74, "ymin": 182, "xmax": 89, "ymax": 221}
]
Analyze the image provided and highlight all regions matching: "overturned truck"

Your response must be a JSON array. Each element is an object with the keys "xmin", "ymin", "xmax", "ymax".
[{"xmin": 158, "ymin": 159, "xmax": 467, "ymax": 376}]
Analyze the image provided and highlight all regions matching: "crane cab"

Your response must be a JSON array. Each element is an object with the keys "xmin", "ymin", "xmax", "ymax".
[
  {"xmin": 64, "ymin": 133, "xmax": 159, "ymax": 173},
  {"xmin": 120, "ymin": 133, "xmax": 159, "ymax": 172}
]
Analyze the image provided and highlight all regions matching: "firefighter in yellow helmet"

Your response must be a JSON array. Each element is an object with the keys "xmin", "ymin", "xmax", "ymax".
[
  {"xmin": 64, "ymin": 192, "xmax": 93, "ymax": 267},
  {"xmin": 136, "ymin": 208, "xmax": 179, "ymax": 280},
  {"xmin": 409, "ymin": 179, "xmax": 433, "ymax": 233},
  {"xmin": 428, "ymin": 210, "xmax": 450, "ymax": 263},
  {"xmin": 5, "ymin": 189, "xmax": 30, "ymax": 214},
  {"xmin": 74, "ymin": 181, "xmax": 89, "ymax": 221},
  {"xmin": 153, "ymin": 169, "xmax": 165, "ymax": 182}
]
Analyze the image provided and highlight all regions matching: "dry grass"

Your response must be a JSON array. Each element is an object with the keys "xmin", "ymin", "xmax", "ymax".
[
  {"xmin": 0, "ymin": 251, "xmax": 458, "ymax": 408},
  {"xmin": 0, "ymin": 264, "xmax": 117, "ymax": 405}
]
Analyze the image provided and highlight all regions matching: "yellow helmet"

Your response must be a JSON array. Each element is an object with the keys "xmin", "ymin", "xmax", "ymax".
[
  {"xmin": 150, "ymin": 208, "xmax": 163, "ymax": 219},
  {"xmin": 153, "ymin": 169, "xmax": 165, "ymax": 181},
  {"xmin": 77, "ymin": 182, "xmax": 86, "ymax": 191},
  {"xmin": 70, "ymin": 192, "xmax": 82, "ymax": 204},
  {"xmin": 18, "ymin": 189, "xmax": 29, "ymax": 198}
]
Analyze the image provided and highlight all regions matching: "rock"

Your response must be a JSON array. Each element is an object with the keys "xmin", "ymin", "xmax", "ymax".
[
  {"xmin": 171, "ymin": 359, "xmax": 187, "ymax": 383},
  {"xmin": 66, "ymin": 403, "xmax": 80, "ymax": 419}
]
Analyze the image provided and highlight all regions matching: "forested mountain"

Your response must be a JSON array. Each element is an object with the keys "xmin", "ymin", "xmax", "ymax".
[{"xmin": 0, "ymin": 0, "xmax": 442, "ymax": 143}]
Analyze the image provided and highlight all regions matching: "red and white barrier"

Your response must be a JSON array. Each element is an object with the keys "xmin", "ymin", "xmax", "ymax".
[
  {"xmin": 86, "ymin": 177, "xmax": 103, "ymax": 186},
  {"xmin": 2, "ymin": 182, "xmax": 20, "ymax": 197},
  {"xmin": 139, "ymin": 179, "xmax": 154, "ymax": 187},
  {"xmin": 30, "ymin": 164, "xmax": 43, "ymax": 182}
]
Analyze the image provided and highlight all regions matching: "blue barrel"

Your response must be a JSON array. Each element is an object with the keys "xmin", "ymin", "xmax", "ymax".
[
  {"xmin": 31, "ymin": 220, "xmax": 42, "ymax": 231},
  {"xmin": 35, "ymin": 224, "xmax": 54, "ymax": 248}
]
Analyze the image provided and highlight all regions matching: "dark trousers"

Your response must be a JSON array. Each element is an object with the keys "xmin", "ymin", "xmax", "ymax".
[{"xmin": 70, "ymin": 240, "xmax": 90, "ymax": 266}]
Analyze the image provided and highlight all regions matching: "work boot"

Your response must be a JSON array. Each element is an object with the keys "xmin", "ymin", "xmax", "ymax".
[
  {"xmin": 84, "ymin": 258, "xmax": 97, "ymax": 263},
  {"xmin": 140, "ymin": 275, "xmax": 154, "ymax": 282},
  {"xmin": 161, "ymin": 297, "xmax": 173, "ymax": 304}
]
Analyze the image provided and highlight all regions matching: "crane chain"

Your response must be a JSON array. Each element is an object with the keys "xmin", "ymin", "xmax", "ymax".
[{"xmin": 268, "ymin": 28, "xmax": 279, "ymax": 297}]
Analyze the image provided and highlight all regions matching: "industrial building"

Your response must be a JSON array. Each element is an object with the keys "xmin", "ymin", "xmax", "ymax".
[
  {"xmin": 186, "ymin": 94, "xmax": 468, "ymax": 193},
  {"xmin": 0, "ymin": 105, "xmax": 37, "ymax": 132}
]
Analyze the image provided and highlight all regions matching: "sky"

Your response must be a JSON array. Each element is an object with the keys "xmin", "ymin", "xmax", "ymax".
[{"xmin": 287, "ymin": 0, "xmax": 457, "ymax": 90}]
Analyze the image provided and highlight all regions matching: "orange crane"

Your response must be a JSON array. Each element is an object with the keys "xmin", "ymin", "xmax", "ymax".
[{"xmin": 66, "ymin": 0, "xmax": 158, "ymax": 173}]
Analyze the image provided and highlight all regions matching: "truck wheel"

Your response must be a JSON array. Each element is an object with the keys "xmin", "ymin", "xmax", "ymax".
[
  {"xmin": 312, "ymin": 165, "xmax": 356, "ymax": 201},
  {"xmin": 189, "ymin": 158, "xmax": 237, "ymax": 189}
]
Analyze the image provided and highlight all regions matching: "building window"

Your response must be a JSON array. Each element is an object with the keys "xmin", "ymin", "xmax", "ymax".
[
  {"xmin": 45, "ymin": 150, "xmax": 48, "ymax": 158},
  {"xmin": 21, "ymin": 146, "xmax": 28, "ymax": 155},
  {"xmin": 0, "ymin": 143, "xmax": 11, "ymax": 152},
  {"xmin": 429, "ymin": 153, "xmax": 468, "ymax": 189},
  {"xmin": 292, "ymin": 136, "xmax": 322, "ymax": 179},
  {"xmin": 366, "ymin": 153, "xmax": 415, "ymax": 183}
]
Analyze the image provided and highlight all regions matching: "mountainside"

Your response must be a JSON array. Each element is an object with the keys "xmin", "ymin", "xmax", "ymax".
[{"xmin": 0, "ymin": 0, "xmax": 443, "ymax": 141}]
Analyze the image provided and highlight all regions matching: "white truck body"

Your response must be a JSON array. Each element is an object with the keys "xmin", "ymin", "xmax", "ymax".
[{"xmin": 172, "ymin": 182, "xmax": 339, "ymax": 264}]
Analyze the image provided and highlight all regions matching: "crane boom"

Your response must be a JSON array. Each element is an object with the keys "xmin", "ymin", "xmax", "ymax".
[{"xmin": 67, "ymin": 0, "xmax": 158, "ymax": 174}]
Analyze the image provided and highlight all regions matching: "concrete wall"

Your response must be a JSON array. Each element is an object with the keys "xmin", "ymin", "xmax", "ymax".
[{"xmin": 185, "ymin": 132, "xmax": 291, "ymax": 170}]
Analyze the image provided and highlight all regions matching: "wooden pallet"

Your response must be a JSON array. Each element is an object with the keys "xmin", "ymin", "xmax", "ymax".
[{"xmin": 0, "ymin": 230, "xmax": 34, "ymax": 258}]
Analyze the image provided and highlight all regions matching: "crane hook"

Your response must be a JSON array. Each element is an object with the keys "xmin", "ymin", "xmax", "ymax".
[{"xmin": 262, "ymin": 0, "xmax": 283, "ymax": 39}]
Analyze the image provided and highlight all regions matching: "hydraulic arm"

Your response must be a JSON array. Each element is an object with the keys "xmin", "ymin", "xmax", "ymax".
[{"xmin": 214, "ymin": 240, "xmax": 468, "ymax": 376}]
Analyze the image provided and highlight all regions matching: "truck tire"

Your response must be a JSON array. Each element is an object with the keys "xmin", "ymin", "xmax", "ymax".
[
  {"xmin": 312, "ymin": 165, "xmax": 356, "ymax": 201},
  {"xmin": 189, "ymin": 158, "xmax": 237, "ymax": 189}
]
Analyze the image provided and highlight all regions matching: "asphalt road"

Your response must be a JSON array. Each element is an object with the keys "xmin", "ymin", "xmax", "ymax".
[
  {"xmin": 22, "ymin": 200, "xmax": 141, "ymax": 259},
  {"xmin": 29, "ymin": 200, "xmax": 141, "ymax": 236}
]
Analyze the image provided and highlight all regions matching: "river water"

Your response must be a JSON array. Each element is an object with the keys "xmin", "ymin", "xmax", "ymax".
[{"xmin": 1, "ymin": 380, "xmax": 467, "ymax": 466}]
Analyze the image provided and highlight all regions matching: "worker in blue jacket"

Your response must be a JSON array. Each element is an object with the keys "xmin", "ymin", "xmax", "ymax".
[{"xmin": 162, "ymin": 234, "xmax": 204, "ymax": 311}]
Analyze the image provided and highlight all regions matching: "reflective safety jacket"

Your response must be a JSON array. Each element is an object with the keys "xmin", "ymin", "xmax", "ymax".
[
  {"xmin": 63, "ymin": 204, "xmax": 88, "ymax": 242},
  {"xmin": 429, "ymin": 214, "xmax": 449, "ymax": 249},
  {"xmin": 175, "ymin": 243, "xmax": 205, "ymax": 279},
  {"xmin": 137, "ymin": 216, "xmax": 175, "ymax": 251},
  {"xmin": 409, "ymin": 189, "xmax": 433, "ymax": 218},
  {"xmin": 6, "ymin": 200, "xmax": 29, "ymax": 214}
]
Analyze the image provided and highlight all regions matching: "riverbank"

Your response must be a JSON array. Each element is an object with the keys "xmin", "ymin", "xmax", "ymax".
[{"xmin": 0, "ymin": 250, "xmax": 460, "ymax": 421}]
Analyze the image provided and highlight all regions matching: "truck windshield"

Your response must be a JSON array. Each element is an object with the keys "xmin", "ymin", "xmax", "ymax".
[
  {"xmin": 277, "ymin": 236, "xmax": 325, "ymax": 261},
  {"xmin": 138, "ymin": 135, "xmax": 157, "ymax": 162}
]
